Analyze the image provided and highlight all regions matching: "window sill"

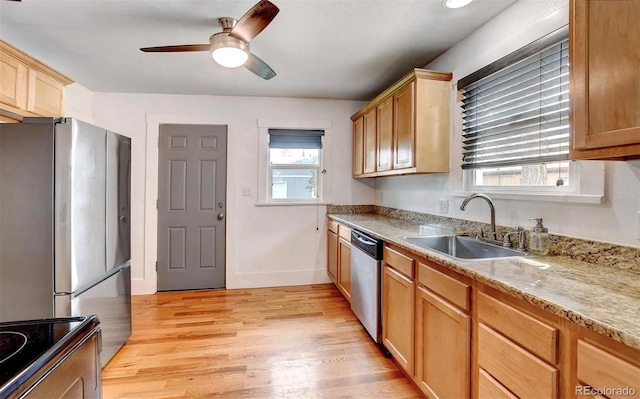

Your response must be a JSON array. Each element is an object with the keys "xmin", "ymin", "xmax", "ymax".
[
  {"xmin": 451, "ymin": 191, "xmax": 604, "ymax": 204},
  {"xmin": 255, "ymin": 201, "xmax": 331, "ymax": 207}
]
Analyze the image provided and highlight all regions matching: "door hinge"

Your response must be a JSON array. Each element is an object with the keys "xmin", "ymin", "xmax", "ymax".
[
  {"xmin": 156, "ymin": 199, "xmax": 159, "ymax": 209},
  {"xmin": 155, "ymin": 261, "xmax": 158, "ymax": 271},
  {"xmin": 158, "ymin": 136, "xmax": 160, "ymax": 147}
]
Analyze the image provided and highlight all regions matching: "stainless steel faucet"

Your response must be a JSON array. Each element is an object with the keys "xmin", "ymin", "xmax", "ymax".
[
  {"xmin": 460, "ymin": 193, "xmax": 497, "ymax": 241},
  {"xmin": 503, "ymin": 226, "xmax": 525, "ymax": 250}
]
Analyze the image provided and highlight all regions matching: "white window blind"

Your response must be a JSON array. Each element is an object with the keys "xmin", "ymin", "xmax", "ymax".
[{"xmin": 460, "ymin": 33, "xmax": 569, "ymax": 170}]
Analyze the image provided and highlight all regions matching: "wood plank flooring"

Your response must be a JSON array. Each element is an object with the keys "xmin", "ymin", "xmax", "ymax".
[{"xmin": 102, "ymin": 284, "xmax": 422, "ymax": 398}]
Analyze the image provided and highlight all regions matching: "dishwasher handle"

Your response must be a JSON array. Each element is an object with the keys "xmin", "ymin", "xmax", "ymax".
[
  {"xmin": 353, "ymin": 232, "xmax": 377, "ymax": 246},
  {"xmin": 351, "ymin": 229, "xmax": 383, "ymax": 260}
]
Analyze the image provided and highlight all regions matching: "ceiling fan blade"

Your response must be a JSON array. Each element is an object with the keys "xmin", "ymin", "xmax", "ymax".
[
  {"xmin": 228, "ymin": 0, "xmax": 279, "ymax": 43},
  {"xmin": 140, "ymin": 44, "xmax": 209, "ymax": 52},
  {"xmin": 244, "ymin": 53, "xmax": 276, "ymax": 80}
]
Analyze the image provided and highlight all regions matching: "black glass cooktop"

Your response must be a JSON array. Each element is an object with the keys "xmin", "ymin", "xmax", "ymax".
[{"xmin": 0, "ymin": 317, "xmax": 89, "ymax": 394}]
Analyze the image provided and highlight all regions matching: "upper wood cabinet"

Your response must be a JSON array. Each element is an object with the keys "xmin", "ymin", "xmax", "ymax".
[
  {"xmin": 376, "ymin": 96, "xmax": 393, "ymax": 172},
  {"xmin": 351, "ymin": 68, "xmax": 452, "ymax": 178},
  {"xmin": 569, "ymin": 0, "xmax": 640, "ymax": 160},
  {"xmin": 363, "ymin": 108, "xmax": 377, "ymax": 174},
  {"xmin": 352, "ymin": 117, "xmax": 364, "ymax": 176},
  {"xmin": 0, "ymin": 40, "xmax": 73, "ymax": 119}
]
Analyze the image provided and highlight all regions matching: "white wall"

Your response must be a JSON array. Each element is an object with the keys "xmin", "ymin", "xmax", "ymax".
[
  {"xmin": 72, "ymin": 92, "xmax": 370, "ymax": 294},
  {"xmin": 375, "ymin": 0, "xmax": 640, "ymax": 248}
]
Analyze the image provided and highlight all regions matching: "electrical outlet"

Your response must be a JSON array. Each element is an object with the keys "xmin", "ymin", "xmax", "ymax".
[
  {"xmin": 379, "ymin": 191, "xmax": 384, "ymax": 203},
  {"xmin": 439, "ymin": 199, "xmax": 449, "ymax": 214},
  {"xmin": 242, "ymin": 187, "xmax": 252, "ymax": 196}
]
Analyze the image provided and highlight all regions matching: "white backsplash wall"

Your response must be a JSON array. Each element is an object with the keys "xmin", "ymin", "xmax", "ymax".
[
  {"xmin": 375, "ymin": 0, "xmax": 640, "ymax": 248},
  {"xmin": 67, "ymin": 90, "xmax": 370, "ymax": 294}
]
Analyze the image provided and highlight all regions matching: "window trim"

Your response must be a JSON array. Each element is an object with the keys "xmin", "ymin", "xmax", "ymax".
[
  {"xmin": 456, "ymin": 160, "xmax": 605, "ymax": 204},
  {"xmin": 257, "ymin": 118, "xmax": 332, "ymax": 206}
]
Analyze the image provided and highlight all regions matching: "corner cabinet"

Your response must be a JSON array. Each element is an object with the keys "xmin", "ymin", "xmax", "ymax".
[
  {"xmin": 0, "ymin": 40, "xmax": 73, "ymax": 119},
  {"xmin": 351, "ymin": 69, "xmax": 452, "ymax": 178},
  {"xmin": 569, "ymin": 0, "xmax": 640, "ymax": 160}
]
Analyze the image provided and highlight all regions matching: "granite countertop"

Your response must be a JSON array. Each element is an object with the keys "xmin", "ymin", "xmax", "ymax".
[{"xmin": 328, "ymin": 213, "xmax": 640, "ymax": 351}]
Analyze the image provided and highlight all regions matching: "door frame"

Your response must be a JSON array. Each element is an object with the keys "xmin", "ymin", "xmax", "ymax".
[{"xmin": 143, "ymin": 114, "xmax": 239, "ymax": 294}]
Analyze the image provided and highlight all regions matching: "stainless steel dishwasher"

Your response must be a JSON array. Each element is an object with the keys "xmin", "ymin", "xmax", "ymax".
[{"xmin": 350, "ymin": 229, "xmax": 384, "ymax": 343}]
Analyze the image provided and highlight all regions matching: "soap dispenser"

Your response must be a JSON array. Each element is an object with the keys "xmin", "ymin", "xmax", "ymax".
[{"xmin": 529, "ymin": 217, "xmax": 550, "ymax": 255}]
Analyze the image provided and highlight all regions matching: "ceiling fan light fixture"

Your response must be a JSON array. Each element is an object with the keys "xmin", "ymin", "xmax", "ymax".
[
  {"xmin": 209, "ymin": 32, "xmax": 249, "ymax": 68},
  {"xmin": 212, "ymin": 47, "xmax": 249, "ymax": 68},
  {"xmin": 442, "ymin": 0, "xmax": 473, "ymax": 8}
]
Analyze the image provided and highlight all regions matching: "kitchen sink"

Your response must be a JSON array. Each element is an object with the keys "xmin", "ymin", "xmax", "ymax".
[{"xmin": 403, "ymin": 235, "xmax": 528, "ymax": 260}]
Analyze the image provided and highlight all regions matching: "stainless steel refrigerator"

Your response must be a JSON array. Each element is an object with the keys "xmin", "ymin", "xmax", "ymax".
[{"xmin": 0, "ymin": 117, "xmax": 132, "ymax": 366}]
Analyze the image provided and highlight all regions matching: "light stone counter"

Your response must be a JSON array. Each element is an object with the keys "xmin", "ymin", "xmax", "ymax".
[{"xmin": 328, "ymin": 213, "xmax": 640, "ymax": 351}]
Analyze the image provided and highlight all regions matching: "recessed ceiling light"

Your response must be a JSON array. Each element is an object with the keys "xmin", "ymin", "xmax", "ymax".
[{"xmin": 442, "ymin": 0, "xmax": 473, "ymax": 8}]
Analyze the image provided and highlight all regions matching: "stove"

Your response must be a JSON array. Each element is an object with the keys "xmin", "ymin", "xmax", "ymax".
[{"xmin": 0, "ymin": 316, "xmax": 99, "ymax": 398}]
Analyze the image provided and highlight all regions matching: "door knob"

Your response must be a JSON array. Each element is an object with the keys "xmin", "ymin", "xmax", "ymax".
[{"xmin": 217, "ymin": 213, "xmax": 224, "ymax": 221}]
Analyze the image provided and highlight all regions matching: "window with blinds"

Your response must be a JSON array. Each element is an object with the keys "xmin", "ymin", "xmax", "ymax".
[
  {"xmin": 267, "ymin": 129, "xmax": 324, "ymax": 201},
  {"xmin": 458, "ymin": 27, "xmax": 570, "ymax": 188}
]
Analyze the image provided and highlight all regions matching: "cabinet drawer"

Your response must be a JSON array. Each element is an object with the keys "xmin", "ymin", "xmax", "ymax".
[
  {"xmin": 478, "ymin": 323, "xmax": 558, "ymax": 399},
  {"xmin": 418, "ymin": 262, "xmax": 470, "ymax": 311},
  {"xmin": 478, "ymin": 291, "xmax": 558, "ymax": 364},
  {"xmin": 327, "ymin": 219, "xmax": 338, "ymax": 234},
  {"xmin": 383, "ymin": 246, "xmax": 414, "ymax": 278},
  {"xmin": 478, "ymin": 368, "xmax": 517, "ymax": 399},
  {"xmin": 577, "ymin": 340, "xmax": 640, "ymax": 397},
  {"xmin": 338, "ymin": 224, "xmax": 351, "ymax": 241}
]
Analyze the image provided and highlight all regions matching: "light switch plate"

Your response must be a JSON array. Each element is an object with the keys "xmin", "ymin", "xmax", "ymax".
[
  {"xmin": 379, "ymin": 191, "xmax": 384, "ymax": 203},
  {"xmin": 242, "ymin": 187, "xmax": 252, "ymax": 196}
]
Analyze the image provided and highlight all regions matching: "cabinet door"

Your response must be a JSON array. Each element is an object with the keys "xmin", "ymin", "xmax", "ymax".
[
  {"xmin": 327, "ymin": 229, "xmax": 338, "ymax": 284},
  {"xmin": 382, "ymin": 264, "xmax": 415, "ymax": 374},
  {"xmin": 393, "ymin": 81, "xmax": 415, "ymax": 169},
  {"xmin": 337, "ymin": 237, "xmax": 351, "ymax": 302},
  {"xmin": 352, "ymin": 116, "xmax": 364, "ymax": 176},
  {"xmin": 0, "ymin": 51, "xmax": 27, "ymax": 110},
  {"xmin": 363, "ymin": 108, "xmax": 377, "ymax": 174},
  {"xmin": 416, "ymin": 286, "xmax": 470, "ymax": 399},
  {"xmin": 570, "ymin": 0, "xmax": 640, "ymax": 158},
  {"xmin": 376, "ymin": 97, "xmax": 393, "ymax": 172},
  {"xmin": 27, "ymin": 68, "xmax": 65, "ymax": 117}
]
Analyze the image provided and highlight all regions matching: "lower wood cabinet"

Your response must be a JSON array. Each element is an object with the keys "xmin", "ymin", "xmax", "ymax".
[
  {"xmin": 326, "ymin": 219, "xmax": 352, "ymax": 302},
  {"xmin": 326, "ymin": 221, "xmax": 338, "ymax": 284},
  {"xmin": 382, "ymin": 263, "xmax": 415, "ymax": 374},
  {"xmin": 382, "ymin": 245, "xmax": 416, "ymax": 374},
  {"xmin": 372, "ymin": 241, "xmax": 639, "ymax": 399},
  {"xmin": 337, "ymin": 235, "xmax": 352, "ymax": 301},
  {"xmin": 416, "ymin": 286, "xmax": 470, "ymax": 399}
]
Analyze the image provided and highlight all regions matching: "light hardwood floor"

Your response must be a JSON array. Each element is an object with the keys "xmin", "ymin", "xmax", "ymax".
[{"xmin": 102, "ymin": 284, "xmax": 422, "ymax": 398}]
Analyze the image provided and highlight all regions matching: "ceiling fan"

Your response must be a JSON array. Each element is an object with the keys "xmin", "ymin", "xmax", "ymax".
[{"xmin": 140, "ymin": 0, "xmax": 279, "ymax": 80}]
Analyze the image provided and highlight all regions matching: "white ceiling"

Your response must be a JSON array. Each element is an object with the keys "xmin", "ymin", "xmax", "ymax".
[{"xmin": 0, "ymin": 0, "xmax": 517, "ymax": 101}]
